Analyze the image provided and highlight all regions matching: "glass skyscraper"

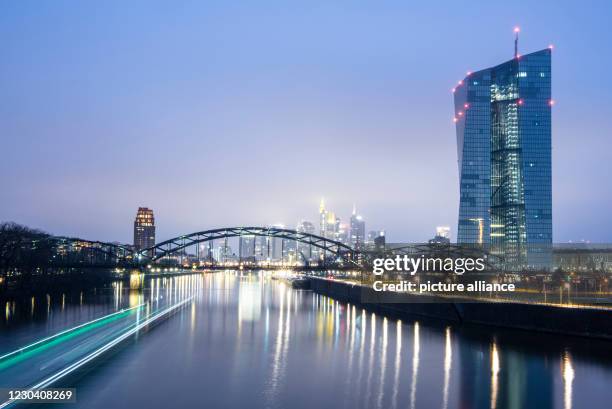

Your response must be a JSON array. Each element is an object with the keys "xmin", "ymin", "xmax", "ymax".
[{"xmin": 454, "ymin": 47, "xmax": 552, "ymax": 270}]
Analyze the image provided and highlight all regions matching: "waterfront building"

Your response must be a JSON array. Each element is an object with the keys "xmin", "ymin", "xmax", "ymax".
[
  {"xmin": 133, "ymin": 207, "xmax": 155, "ymax": 254},
  {"xmin": 454, "ymin": 33, "xmax": 552, "ymax": 270}
]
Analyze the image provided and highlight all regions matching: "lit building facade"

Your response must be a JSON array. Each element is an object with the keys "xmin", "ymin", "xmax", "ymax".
[
  {"xmin": 133, "ymin": 207, "xmax": 156, "ymax": 254},
  {"xmin": 455, "ymin": 47, "xmax": 552, "ymax": 270},
  {"xmin": 349, "ymin": 206, "xmax": 365, "ymax": 249},
  {"xmin": 297, "ymin": 220, "xmax": 317, "ymax": 262},
  {"xmin": 319, "ymin": 198, "xmax": 339, "ymax": 240}
]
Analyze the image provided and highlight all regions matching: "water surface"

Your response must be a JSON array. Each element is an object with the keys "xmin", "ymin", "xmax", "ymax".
[{"xmin": 1, "ymin": 272, "xmax": 611, "ymax": 409}]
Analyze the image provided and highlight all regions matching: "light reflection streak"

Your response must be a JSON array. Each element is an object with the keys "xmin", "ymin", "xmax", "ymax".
[
  {"xmin": 410, "ymin": 322, "xmax": 420, "ymax": 409},
  {"xmin": 391, "ymin": 320, "xmax": 402, "ymax": 409},
  {"xmin": 267, "ymin": 285, "xmax": 287, "ymax": 402},
  {"xmin": 562, "ymin": 350, "xmax": 574, "ymax": 409},
  {"xmin": 442, "ymin": 327, "xmax": 452, "ymax": 409},
  {"xmin": 365, "ymin": 313, "xmax": 376, "ymax": 406},
  {"xmin": 190, "ymin": 301, "xmax": 196, "ymax": 334},
  {"xmin": 376, "ymin": 317, "xmax": 388, "ymax": 409},
  {"xmin": 344, "ymin": 304, "xmax": 357, "ymax": 404},
  {"xmin": 356, "ymin": 309, "xmax": 367, "ymax": 404},
  {"xmin": 490, "ymin": 340, "xmax": 500, "ymax": 409}
]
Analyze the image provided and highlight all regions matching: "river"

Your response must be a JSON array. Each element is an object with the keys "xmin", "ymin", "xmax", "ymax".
[{"xmin": 1, "ymin": 272, "xmax": 611, "ymax": 409}]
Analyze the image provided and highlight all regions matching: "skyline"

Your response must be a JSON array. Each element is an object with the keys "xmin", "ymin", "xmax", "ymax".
[{"xmin": 2, "ymin": 1, "xmax": 612, "ymax": 243}]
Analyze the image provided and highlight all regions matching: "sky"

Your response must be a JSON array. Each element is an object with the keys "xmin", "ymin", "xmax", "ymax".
[{"xmin": 1, "ymin": 0, "xmax": 611, "ymax": 243}]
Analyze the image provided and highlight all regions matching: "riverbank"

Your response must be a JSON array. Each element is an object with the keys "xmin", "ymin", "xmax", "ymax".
[
  {"xmin": 0, "ymin": 269, "xmax": 197, "ymax": 299},
  {"xmin": 309, "ymin": 277, "xmax": 612, "ymax": 340}
]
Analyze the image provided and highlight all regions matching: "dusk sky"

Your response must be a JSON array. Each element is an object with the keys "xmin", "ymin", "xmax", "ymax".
[{"xmin": 1, "ymin": 0, "xmax": 611, "ymax": 243}]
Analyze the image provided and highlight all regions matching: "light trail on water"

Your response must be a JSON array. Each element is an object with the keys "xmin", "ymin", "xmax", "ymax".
[{"xmin": 0, "ymin": 297, "xmax": 193, "ymax": 409}]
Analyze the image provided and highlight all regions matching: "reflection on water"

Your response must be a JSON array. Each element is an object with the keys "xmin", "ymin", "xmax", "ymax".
[
  {"xmin": 491, "ymin": 340, "xmax": 500, "ymax": 409},
  {"xmin": 1, "ymin": 272, "xmax": 612, "ymax": 409},
  {"xmin": 443, "ymin": 326, "xmax": 452, "ymax": 409},
  {"xmin": 562, "ymin": 351, "xmax": 574, "ymax": 409}
]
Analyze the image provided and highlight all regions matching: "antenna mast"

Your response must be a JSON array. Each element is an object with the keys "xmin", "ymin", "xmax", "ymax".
[{"xmin": 514, "ymin": 26, "xmax": 520, "ymax": 58}]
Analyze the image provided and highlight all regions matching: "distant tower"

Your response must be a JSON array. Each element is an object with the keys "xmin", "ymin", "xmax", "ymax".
[
  {"xmin": 134, "ymin": 207, "xmax": 155, "ymax": 254},
  {"xmin": 319, "ymin": 198, "xmax": 327, "ymax": 237}
]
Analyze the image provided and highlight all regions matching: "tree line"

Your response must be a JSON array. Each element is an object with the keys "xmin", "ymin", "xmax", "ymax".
[{"xmin": 0, "ymin": 222, "xmax": 57, "ymax": 277}]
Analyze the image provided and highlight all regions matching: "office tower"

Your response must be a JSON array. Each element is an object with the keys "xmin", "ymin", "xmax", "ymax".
[
  {"xmin": 254, "ymin": 236, "xmax": 269, "ymax": 261},
  {"xmin": 239, "ymin": 236, "xmax": 255, "ymax": 260},
  {"xmin": 319, "ymin": 198, "xmax": 327, "ymax": 237},
  {"xmin": 319, "ymin": 198, "xmax": 338, "ymax": 240},
  {"xmin": 350, "ymin": 205, "xmax": 366, "ymax": 249},
  {"xmin": 133, "ymin": 207, "xmax": 155, "ymax": 254},
  {"xmin": 336, "ymin": 222, "xmax": 349, "ymax": 245},
  {"xmin": 374, "ymin": 231, "xmax": 386, "ymax": 251},
  {"xmin": 214, "ymin": 242, "xmax": 234, "ymax": 263},
  {"xmin": 454, "ymin": 33, "xmax": 552, "ymax": 270},
  {"xmin": 297, "ymin": 221, "xmax": 316, "ymax": 262},
  {"xmin": 270, "ymin": 224, "xmax": 284, "ymax": 261}
]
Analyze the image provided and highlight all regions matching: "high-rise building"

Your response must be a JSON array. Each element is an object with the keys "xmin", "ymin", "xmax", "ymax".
[
  {"xmin": 336, "ymin": 222, "xmax": 349, "ymax": 245},
  {"xmin": 350, "ymin": 205, "xmax": 366, "ymax": 249},
  {"xmin": 454, "ymin": 33, "xmax": 552, "ymax": 270},
  {"xmin": 133, "ymin": 207, "xmax": 156, "ymax": 254},
  {"xmin": 319, "ymin": 198, "xmax": 327, "ymax": 237},
  {"xmin": 297, "ymin": 221, "xmax": 316, "ymax": 262},
  {"xmin": 239, "ymin": 236, "xmax": 255, "ymax": 260},
  {"xmin": 319, "ymin": 198, "xmax": 338, "ymax": 240},
  {"xmin": 254, "ymin": 236, "xmax": 269, "ymax": 261}
]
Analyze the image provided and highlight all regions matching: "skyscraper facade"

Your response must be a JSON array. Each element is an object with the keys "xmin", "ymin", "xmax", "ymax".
[
  {"xmin": 454, "ymin": 46, "xmax": 552, "ymax": 270},
  {"xmin": 297, "ymin": 220, "xmax": 317, "ymax": 262},
  {"xmin": 349, "ymin": 206, "xmax": 366, "ymax": 249},
  {"xmin": 319, "ymin": 198, "xmax": 339, "ymax": 240},
  {"xmin": 133, "ymin": 207, "xmax": 156, "ymax": 253}
]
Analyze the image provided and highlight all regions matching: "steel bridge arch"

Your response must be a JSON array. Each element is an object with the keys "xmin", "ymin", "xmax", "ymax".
[{"xmin": 137, "ymin": 227, "xmax": 355, "ymax": 262}]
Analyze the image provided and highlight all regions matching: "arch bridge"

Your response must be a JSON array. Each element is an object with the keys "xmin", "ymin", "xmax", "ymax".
[
  {"xmin": 137, "ymin": 226, "xmax": 356, "ymax": 266},
  {"xmin": 42, "ymin": 228, "xmax": 506, "ymax": 272}
]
